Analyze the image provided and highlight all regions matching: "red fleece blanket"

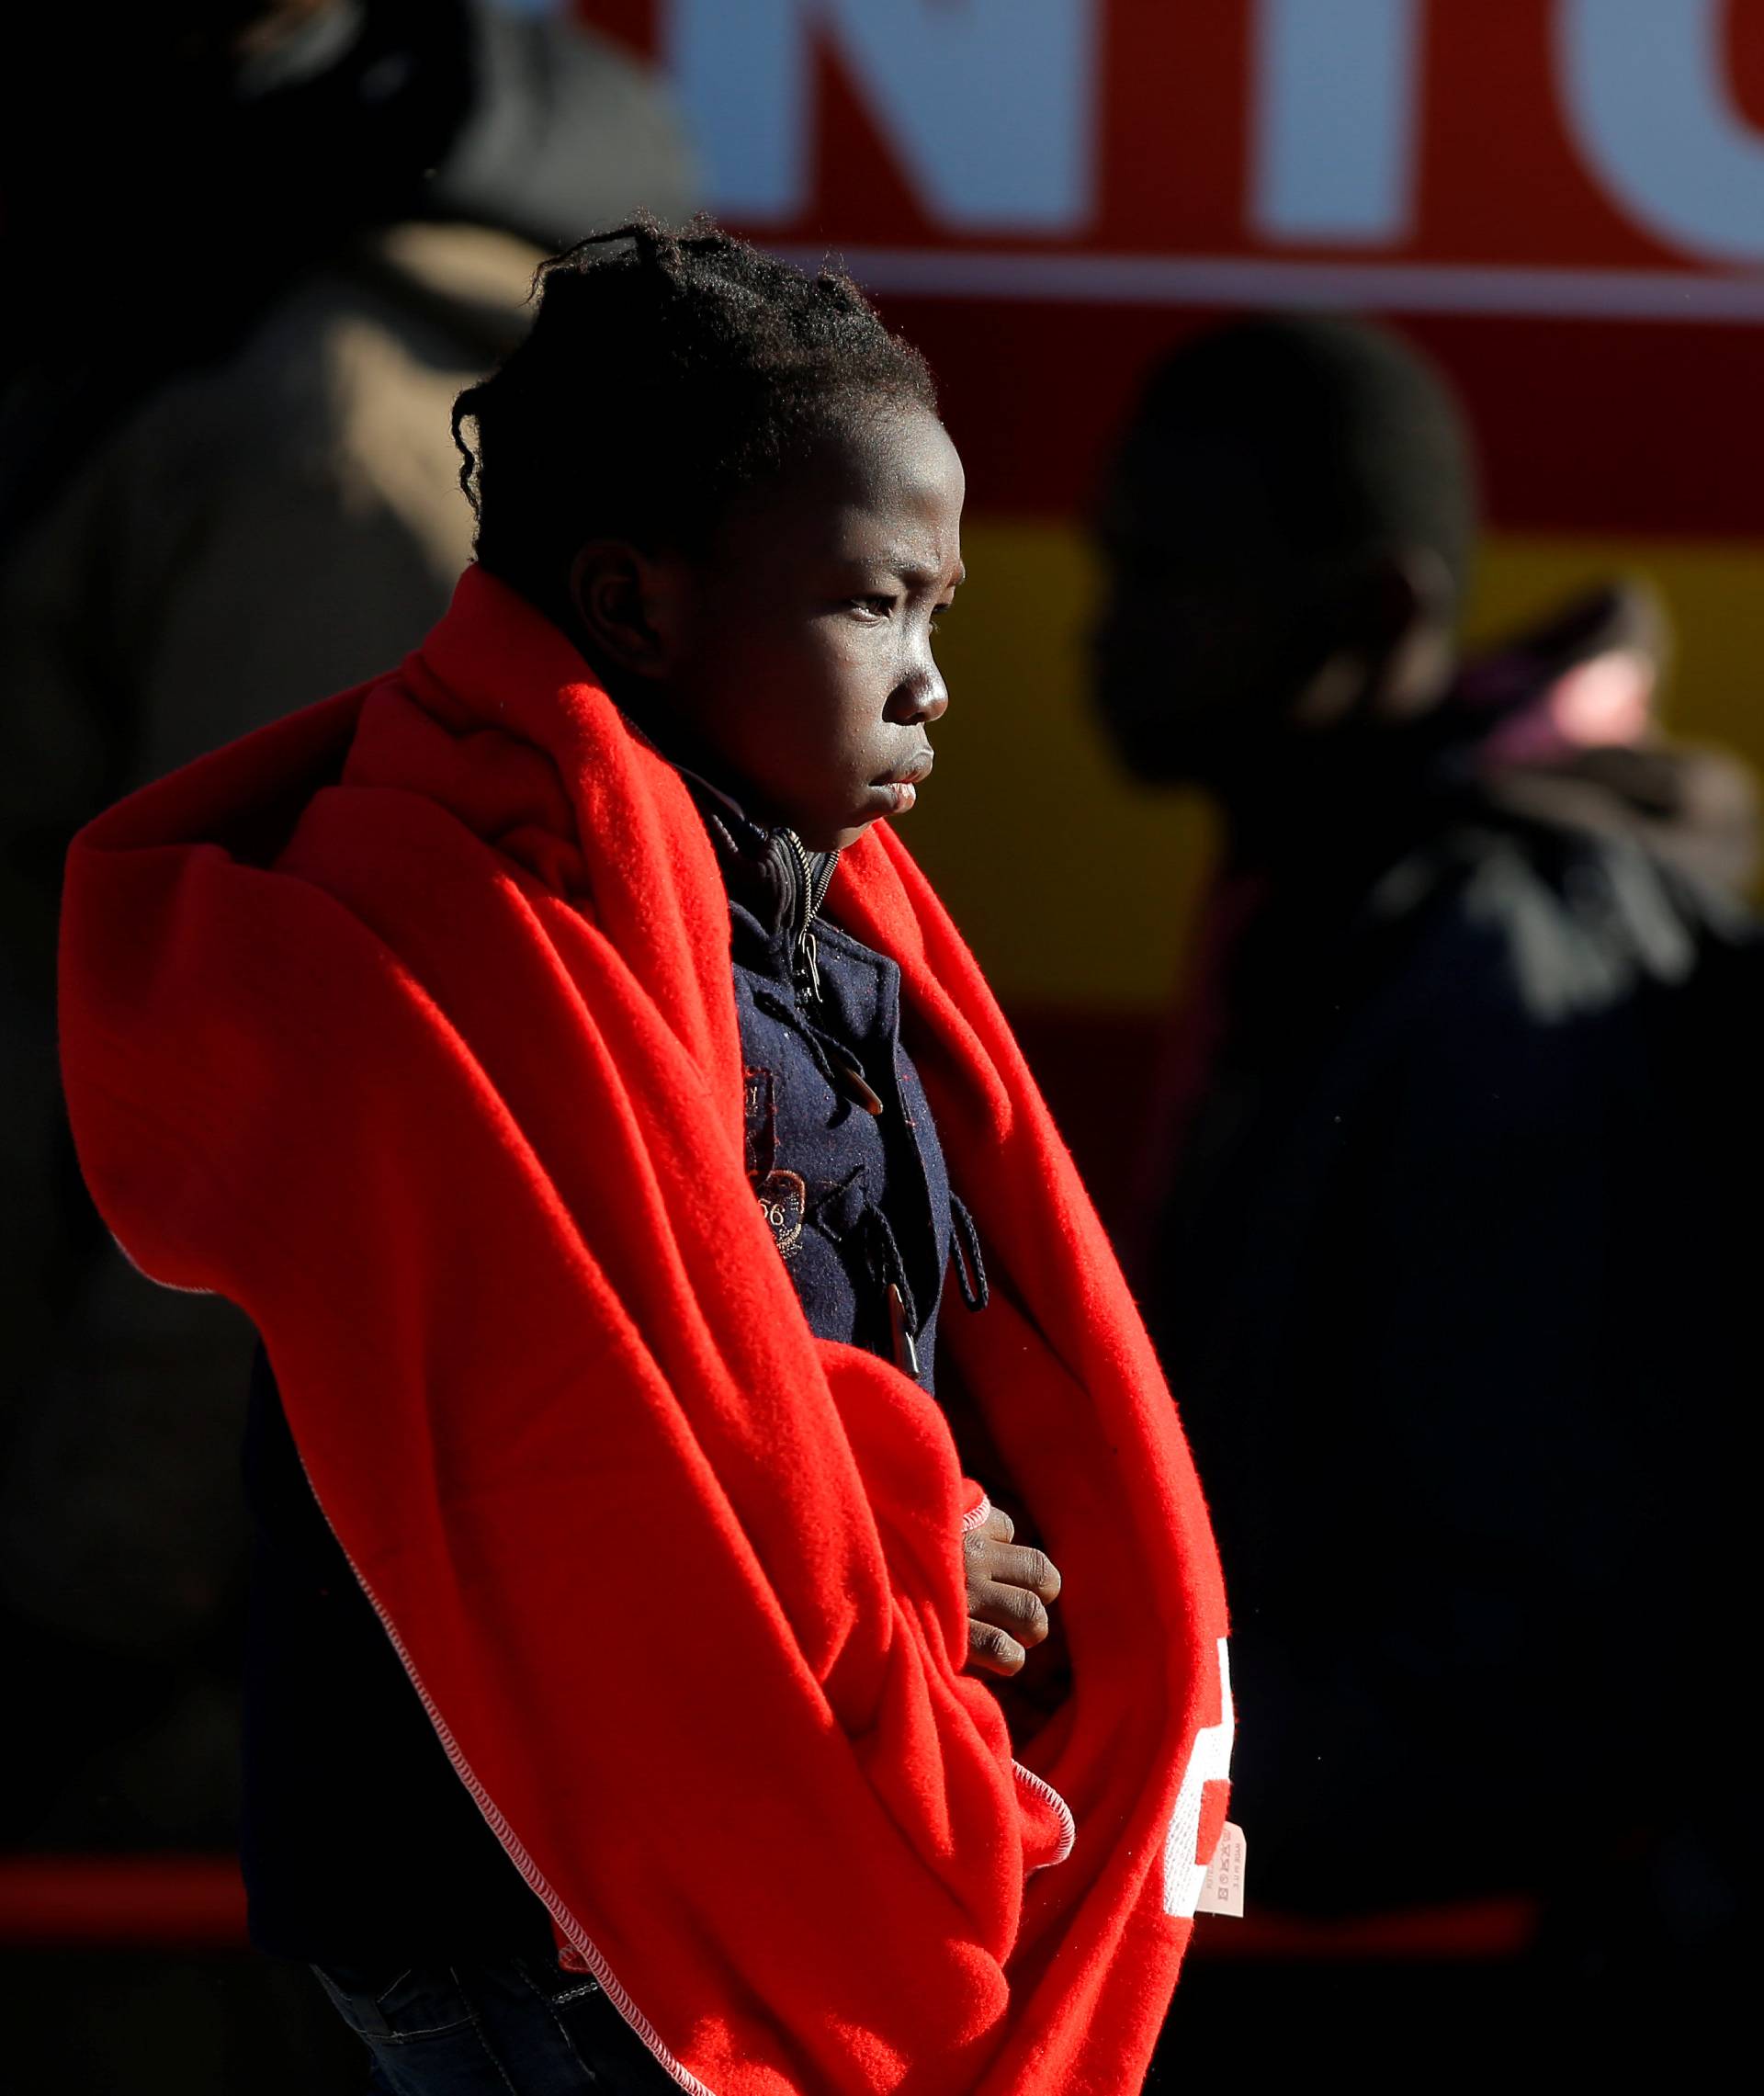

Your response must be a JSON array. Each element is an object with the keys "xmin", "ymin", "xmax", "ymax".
[{"xmin": 60, "ymin": 567, "xmax": 1231, "ymax": 2095}]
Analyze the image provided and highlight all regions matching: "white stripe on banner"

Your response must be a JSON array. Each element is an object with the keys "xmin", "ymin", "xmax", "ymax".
[{"xmin": 769, "ymin": 246, "xmax": 1764, "ymax": 323}]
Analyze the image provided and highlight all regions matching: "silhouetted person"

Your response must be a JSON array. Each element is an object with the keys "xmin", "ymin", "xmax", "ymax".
[
  {"xmin": 0, "ymin": 11, "xmax": 697, "ymax": 2087},
  {"xmin": 0, "ymin": 0, "xmax": 696, "ymax": 1934},
  {"xmin": 1094, "ymin": 314, "xmax": 1759, "ymax": 2031}
]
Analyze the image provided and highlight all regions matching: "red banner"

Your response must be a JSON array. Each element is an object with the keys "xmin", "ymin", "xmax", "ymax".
[{"xmin": 580, "ymin": 2, "xmax": 1764, "ymax": 533}]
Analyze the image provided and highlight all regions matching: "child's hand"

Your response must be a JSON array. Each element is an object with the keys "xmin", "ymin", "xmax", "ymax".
[{"xmin": 963, "ymin": 1504, "xmax": 1061, "ymax": 1676}]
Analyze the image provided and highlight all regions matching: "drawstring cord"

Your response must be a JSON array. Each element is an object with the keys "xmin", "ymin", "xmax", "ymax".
[
  {"xmin": 948, "ymin": 1193, "xmax": 989, "ymax": 1312},
  {"xmin": 752, "ymin": 989, "xmax": 884, "ymax": 1116},
  {"xmin": 862, "ymin": 1203, "xmax": 920, "ymax": 1342},
  {"xmin": 862, "ymin": 1205, "xmax": 924, "ymax": 1378}
]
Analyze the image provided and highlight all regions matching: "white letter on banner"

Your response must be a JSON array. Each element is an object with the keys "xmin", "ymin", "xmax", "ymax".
[
  {"xmin": 666, "ymin": 0, "xmax": 1094, "ymax": 232},
  {"xmin": 1251, "ymin": 0, "xmax": 1423, "ymax": 244},
  {"xmin": 1559, "ymin": 0, "xmax": 1764, "ymax": 264},
  {"xmin": 1163, "ymin": 1637, "xmax": 1235, "ymax": 1920},
  {"xmin": 667, "ymin": 0, "xmax": 809, "ymax": 221}
]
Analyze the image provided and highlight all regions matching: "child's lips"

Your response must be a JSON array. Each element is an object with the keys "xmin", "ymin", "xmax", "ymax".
[
  {"xmin": 869, "ymin": 748, "xmax": 933, "ymax": 816},
  {"xmin": 877, "ymin": 749, "xmax": 933, "ymax": 814}
]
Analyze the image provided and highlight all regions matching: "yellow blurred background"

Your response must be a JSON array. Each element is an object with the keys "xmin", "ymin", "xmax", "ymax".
[{"xmin": 913, "ymin": 522, "xmax": 1764, "ymax": 1012}]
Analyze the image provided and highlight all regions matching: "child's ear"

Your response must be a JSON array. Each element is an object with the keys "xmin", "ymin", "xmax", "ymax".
[{"xmin": 567, "ymin": 540, "xmax": 690, "ymax": 681}]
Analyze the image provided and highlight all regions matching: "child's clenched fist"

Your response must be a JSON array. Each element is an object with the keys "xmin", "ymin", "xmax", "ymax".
[{"xmin": 963, "ymin": 1503, "xmax": 1062, "ymax": 1676}]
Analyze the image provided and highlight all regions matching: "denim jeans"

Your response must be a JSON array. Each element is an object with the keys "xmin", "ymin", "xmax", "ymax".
[{"xmin": 312, "ymin": 1955, "xmax": 683, "ymax": 2093}]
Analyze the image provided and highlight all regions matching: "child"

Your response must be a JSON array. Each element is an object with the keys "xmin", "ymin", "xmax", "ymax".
[{"xmin": 59, "ymin": 222, "xmax": 1231, "ymax": 2095}]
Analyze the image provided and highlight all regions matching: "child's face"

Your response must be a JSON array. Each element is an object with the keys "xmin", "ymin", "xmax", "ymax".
[{"xmin": 596, "ymin": 403, "xmax": 966, "ymax": 852}]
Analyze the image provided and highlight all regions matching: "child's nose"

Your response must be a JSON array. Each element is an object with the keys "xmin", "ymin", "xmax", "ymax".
[{"xmin": 888, "ymin": 666, "xmax": 948, "ymax": 726}]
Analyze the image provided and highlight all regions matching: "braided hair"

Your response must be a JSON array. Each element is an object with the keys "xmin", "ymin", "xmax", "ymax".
[{"xmin": 452, "ymin": 216, "xmax": 938, "ymax": 629}]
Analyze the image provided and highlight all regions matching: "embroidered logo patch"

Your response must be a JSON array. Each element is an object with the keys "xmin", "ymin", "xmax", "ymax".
[{"xmin": 754, "ymin": 1169, "xmax": 807, "ymax": 1260}]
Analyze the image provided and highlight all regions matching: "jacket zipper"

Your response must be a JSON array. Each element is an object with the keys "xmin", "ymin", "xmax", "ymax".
[{"xmin": 781, "ymin": 829, "xmax": 836, "ymax": 1004}]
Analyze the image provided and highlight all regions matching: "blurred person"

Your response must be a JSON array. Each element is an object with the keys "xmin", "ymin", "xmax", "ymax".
[
  {"xmin": 1093, "ymin": 314, "xmax": 1759, "ymax": 2032},
  {"xmin": 0, "ymin": 0, "xmax": 696, "ymax": 1866},
  {"xmin": 56, "ymin": 221, "xmax": 1232, "ymax": 2095}
]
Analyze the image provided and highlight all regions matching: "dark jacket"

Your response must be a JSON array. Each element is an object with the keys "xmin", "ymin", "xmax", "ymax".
[
  {"xmin": 240, "ymin": 782, "xmax": 983, "ymax": 1960},
  {"xmin": 1144, "ymin": 752, "xmax": 1760, "ymax": 1959}
]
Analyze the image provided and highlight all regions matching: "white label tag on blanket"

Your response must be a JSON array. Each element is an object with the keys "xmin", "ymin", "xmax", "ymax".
[{"xmin": 1193, "ymin": 1821, "xmax": 1247, "ymax": 1918}]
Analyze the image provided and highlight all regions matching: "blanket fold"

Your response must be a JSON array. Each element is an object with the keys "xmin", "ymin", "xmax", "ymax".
[{"xmin": 60, "ymin": 566, "xmax": 1229, "ymax": 2096}]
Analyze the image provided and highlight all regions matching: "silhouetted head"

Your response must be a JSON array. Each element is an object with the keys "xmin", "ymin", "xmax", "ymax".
[
  {"xmin": 454, "ymin": 217, "xmax": 962, "ymax": 851},
  {"xmin": 3, "ymin": 3, "xmax": 475, "ymax": 550},
  {"xmin": 1092, "ymin": 313, "xmax": 1476, "ymax": 796}
]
